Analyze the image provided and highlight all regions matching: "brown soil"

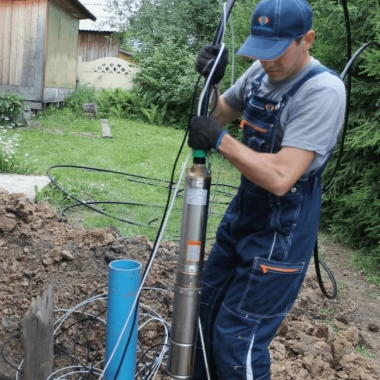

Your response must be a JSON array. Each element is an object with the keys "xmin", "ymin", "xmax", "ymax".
[{"xmin": 0, "ymin": 188, "xmax": 379, "ymax": 380}]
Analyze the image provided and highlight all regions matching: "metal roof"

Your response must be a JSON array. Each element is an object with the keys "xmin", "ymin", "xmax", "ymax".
[
  {"xmin": 57, "ymin": 0, "xmax": 96, "ymax": 21},
  {"xmin": 79, "ymin": 0, "xmax": 118, "ymax": 32}
]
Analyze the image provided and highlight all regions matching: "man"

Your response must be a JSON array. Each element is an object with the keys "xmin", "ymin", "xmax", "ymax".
[{"xmin": 188, "ymin": 0, "xmax": 346, "ymax": 379}]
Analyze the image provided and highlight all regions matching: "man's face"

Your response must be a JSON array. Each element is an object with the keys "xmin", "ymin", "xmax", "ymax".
[{"xmin": 259, "ymin": 38, "xmax": 309, "ymax": 82}]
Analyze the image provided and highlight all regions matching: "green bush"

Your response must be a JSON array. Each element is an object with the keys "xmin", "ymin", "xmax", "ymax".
[
  {"xmin": 133, "ymin": 40, "xmax": 199, "ymax": 126},
  {"xmin": 64, "ymin": 85, "xmax": 97, "ymax": 114},
  {"xmin": 65, "ymin": 85, "xmax": 170, "ymax": 126},
  {"xmin": 0, "ymin": 93, "xmax": 25, "ymax": 126}
]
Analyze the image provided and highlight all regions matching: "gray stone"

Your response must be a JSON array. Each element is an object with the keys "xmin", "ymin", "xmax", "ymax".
[{"xmin": 0, "ymin": 174, "xmax": 50, "ymax": 200}]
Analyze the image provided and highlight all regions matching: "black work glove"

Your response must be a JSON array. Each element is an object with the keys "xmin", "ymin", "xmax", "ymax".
[
  {"xmin": 188, "ymin": 116, "xmax": 229, "ymax": 152},
  {"xmin": 195, "ymin": 44, "xmax": 228, "ymax": 84}
]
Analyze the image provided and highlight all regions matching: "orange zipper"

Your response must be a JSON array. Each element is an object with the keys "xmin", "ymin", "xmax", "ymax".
[
  {"xmin": 240, "ymin": 119, "xmax": 268, "ymax": 133},
  {"xmin": 259, "ymin": 264, "xmax": 299, "ymax": 274}
]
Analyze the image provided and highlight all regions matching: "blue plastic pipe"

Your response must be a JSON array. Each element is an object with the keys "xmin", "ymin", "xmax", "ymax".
[{"xmin": 105, "ymin": 259, "xmax": 141, "ymax": 380}]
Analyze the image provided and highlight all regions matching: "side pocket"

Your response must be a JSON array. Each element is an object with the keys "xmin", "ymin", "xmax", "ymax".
[{"xmin": 238, "ymin": 257, "xmax": 305, "ymax": 318}]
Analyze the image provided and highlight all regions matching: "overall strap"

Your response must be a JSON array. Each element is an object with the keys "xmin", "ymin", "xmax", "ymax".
[
  {"xmin": 282, "ymin": 65, "xmax": 339, "ymax": 103},
  {"xmin": 283, "ymin": 66, "xmax": 340, "ymax": 178},
  {"xmin": 251, "ymin": 71, "xmax": 266, "ymax": 92},
  {"xmin": 245, "ymin": 71, "xmax": 267, "ymax": 103}
]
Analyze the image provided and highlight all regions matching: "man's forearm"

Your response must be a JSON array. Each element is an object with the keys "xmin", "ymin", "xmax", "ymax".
[
  {"xmin": 209, "ymin": 84, "xmax": 221, "ymax": 119},
  {"xmin": 217, "ymin": 133, "xmax": 315, "ymax": 196},
  {"xmin": 211, "ymin": 94, "xmax": 242, "ymax": 126}
]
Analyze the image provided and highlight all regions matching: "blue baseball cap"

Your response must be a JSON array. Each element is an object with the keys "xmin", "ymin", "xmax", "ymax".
[{"xmin": 237, "ymin": 0, "xmax": 313, "ymax": 61}]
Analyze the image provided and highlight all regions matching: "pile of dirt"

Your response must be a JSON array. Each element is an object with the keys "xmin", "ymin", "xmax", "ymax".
[{"xmin": 0, "ymin": 188, "xmax": 379, "ymax": 379}]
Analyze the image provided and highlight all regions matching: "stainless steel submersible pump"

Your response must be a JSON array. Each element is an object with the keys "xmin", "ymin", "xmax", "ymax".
[{"xmin": 167, "ymin": 151, "xmax": 211, "ymax": 379}]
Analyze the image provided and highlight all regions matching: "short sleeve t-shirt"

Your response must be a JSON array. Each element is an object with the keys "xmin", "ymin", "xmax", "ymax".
[{"xmin": 223, "ymin": 58, "xmax": 346, "ymax": 175}]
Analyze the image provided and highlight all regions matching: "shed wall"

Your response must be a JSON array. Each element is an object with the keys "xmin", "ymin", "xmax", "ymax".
[
  {"xmin": 78, "ymin": 31, "xmax": 119, "ymax": 62},
  {"xmin": 45, "ymin": 0, "xmax": 79, "ymax": 89},
  {"xmin": 0, "ymin": 0, "xmax": 47, "ymax": 101}
]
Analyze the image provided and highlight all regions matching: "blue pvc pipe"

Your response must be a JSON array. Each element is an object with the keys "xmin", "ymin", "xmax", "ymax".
[{"xmin": 105, "ymin": 259, "xmax": 141, "ymax": 380}]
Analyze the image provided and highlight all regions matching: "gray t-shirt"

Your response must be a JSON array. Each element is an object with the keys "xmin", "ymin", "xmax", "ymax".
[{"xmin": 223, "ymin": 58, "xmax": 346, "ymax": 175}]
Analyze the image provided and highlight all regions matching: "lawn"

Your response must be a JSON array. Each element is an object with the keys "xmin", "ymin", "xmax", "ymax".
[{"xmin": 5, "ymin": 108, "xmax": 240, "ymax": 244}]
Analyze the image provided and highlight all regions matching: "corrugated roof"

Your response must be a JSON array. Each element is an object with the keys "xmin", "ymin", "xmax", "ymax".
[
  {"xmin": 57, "ymin": 0, "xmax": 96, "ymax": 21},
  {"xmin": 79, "ymin": 0, "xmax": 118, "ymax": 31}
]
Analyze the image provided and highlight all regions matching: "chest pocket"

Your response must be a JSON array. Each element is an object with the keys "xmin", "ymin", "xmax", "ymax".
[
  {"xmin": 241, "ymin": 65, "xmax": 338, "ymax": 155},
  {"xmin": 241, "ymin": 95, "xmax": 282, "ymax": 153}
]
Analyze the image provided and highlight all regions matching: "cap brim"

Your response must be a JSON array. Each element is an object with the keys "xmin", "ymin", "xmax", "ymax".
[{"xmin": 237, "ymin": 35, "xmax": 293, "ymax": 61}]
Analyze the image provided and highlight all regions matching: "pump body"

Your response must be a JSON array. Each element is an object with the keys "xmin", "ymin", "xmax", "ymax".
[{"xmin": 167, "ymin": 161, "xmax": 211, "ymax": 379}]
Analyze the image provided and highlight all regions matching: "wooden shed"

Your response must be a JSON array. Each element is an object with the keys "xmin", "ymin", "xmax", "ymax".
[
  {"xmin": 0, "ymin": 0, "xmax": 96, "ymax": 110},
  {"xmin": 78, "ymin": 1, "xmax": 120, "ymax": 62},
  {"xmin": 76, "ymin": 1, "xmax": 139, "ymax": 91}
]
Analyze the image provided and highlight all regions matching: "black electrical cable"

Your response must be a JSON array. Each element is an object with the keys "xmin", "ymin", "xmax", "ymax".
[
  {"xmin": 314, "ymin": 0, "xmax": 380, "ymax": 300},
  {"xmin": 60, "ymin": 201, "xmax": 166, "ymax": 227},
  {"xmin": 108, "ymin": 69, "xmax": 205, "ymax": 380},
  {"xmin": 47, "ymin": 164, "xmax": 236, "ymax": 232},
  {"xmin": 69, "ymin": 286, "xmax": 107, "ymax": 370},
  {"xmin": 1, "ymin": 329, "xmax": 100, "ymax": 377},
  {"xmin": 47, "ymin": 165, "xmax": 176, "ymax": 226},
  {"xmin": 53, "ymin": 342, "xmax": 100, "ymax": 376},
  {"xmin": 313, "ymin": 238, "xmax": 338, "ymax": 300},
  {"xmin": 313, "ymin": 0, "xmax": 353, "ymax": 300},
  {"xmin": 0, "ymin": 333, "xmax": 23, "ymax": 374},
  {"xmin": 112, "ymin": 306, "xmax": 139, "ymax": 379},
  {"xmin": 135, "ymin": 343, "xmax": 169, "ymax": 380},
  {"xmin": 53, "ymin": 313, "xmax": 106, "ymax": 375},
  {"xmin": 110, "ymin": 3, "xmax": 237, "ymax": 377}
]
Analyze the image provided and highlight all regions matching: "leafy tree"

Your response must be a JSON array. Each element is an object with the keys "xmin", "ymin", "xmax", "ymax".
[
  {"xmin": 114, "ymin": 0, "xmax": 229, "ymax": 124},
  {"xmin": 107, "ymin": 0, "xmax": 380, "ymax": 268},
  {"xmin": 310, "ymin": 0, "xmax": 380, "ymax": 266},
  {"xmin": 221, "ymin": 0, "xmax": 257, "ymax": 90},
  {"xmin": 119, "ymin": 0, "xmax": 222, "ymax": 55},
  {"xmin": 132, "ymin": 39, "xmax": 199, "ymax": 125}
]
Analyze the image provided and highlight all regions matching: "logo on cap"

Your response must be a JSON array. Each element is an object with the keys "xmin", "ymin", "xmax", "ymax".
[{"xmin": 258, "ymin": 16, "xmax": 269, "ymax": 25}]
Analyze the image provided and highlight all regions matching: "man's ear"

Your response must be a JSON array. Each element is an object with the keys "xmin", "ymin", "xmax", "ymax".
[{"xmin": 303, "ymin": 30, "xmax": 315, "ymax": 49}]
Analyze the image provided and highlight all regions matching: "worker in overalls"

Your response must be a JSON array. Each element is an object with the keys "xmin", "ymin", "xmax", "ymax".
[{"xmin": 188, "ymin": 0, "xmax": 346, "ymax": 379}]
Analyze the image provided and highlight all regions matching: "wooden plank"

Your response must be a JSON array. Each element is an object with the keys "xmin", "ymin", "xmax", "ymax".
[
  {"xmin": 0, "ymin": 84, "xmax": 35, "ymax": 98},
  {"xmin": 94, "ymin": 34, "xmax": 100, "ymax": 60},
  {"xmin": 21, "ymin": 0, "xmax": 33, "ymax": 86},
  {"xmin": 78, "ymin": 32, "xmax": 84, "ymax": 58},
  {"xmin": 27, "ymin": 0, "xmax": 39, "ymax": 88},
  {"xmin": 15, "ymin": 0, "xmax": 25, "ymax": 86},
  {"xmin": 22, "ymin": 285, "xmax": 54, "ymax": 380},
  {"xmin": 2, "ymin": 0, "xmax": 12, "ymax": 84},
  {"xmin": 81, "ymin": 33, "xmax": 88, "ymax": 62},
  {"xmin": 100, "ymin": 118, "xmax": 112, "ymax": 138},
  {"xmin": 0, "ymin": 1, "xmax": 6, "ymax": 81},
  {"xmin": 34, "ymin": 0, "xmax": 47, "ymax": 101},
  {"xmin": 44, "ymin": 0, "xmax": 59, "ymax": 88},
  {"xmin": 88, "ymin": 33, "xmax": 94, "ymax": 61},
  {"xmin": 9, "ymin": 0, "xmax": 19, "ymax": 84}
]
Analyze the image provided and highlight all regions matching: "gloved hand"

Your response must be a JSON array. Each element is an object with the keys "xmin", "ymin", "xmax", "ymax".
[
  {"xmin": 195, "ymin": 44, "xmax": 228, "ymax": 84},
  {"xmin": 188, "ymin": 116, "xmax": 229, "ymax": 152}
]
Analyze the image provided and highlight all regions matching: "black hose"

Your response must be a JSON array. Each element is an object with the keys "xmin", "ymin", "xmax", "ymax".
[
  {"xmin": 315, "ymin": 0, "xmax": 380, "ymax": 299},
  {"xmin": 313, "ymin": 238, "xmax": 338, "ymax": 300}
]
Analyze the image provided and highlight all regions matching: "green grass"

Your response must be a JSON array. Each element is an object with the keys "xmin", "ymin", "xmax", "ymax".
[
  {"xmin": 355, "ymin": 345, "xmax": 376, "ymax": 359},
  {"xmin": 7, "ymin": 107, "xmax": 240, "ymax": 243}
]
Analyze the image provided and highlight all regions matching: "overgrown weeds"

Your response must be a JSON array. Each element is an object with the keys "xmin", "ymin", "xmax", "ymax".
[
  {"xmin": 0, "ymin": 93, "xmax": 26, "ymax": 127},
  {"xmin": 65, "ymin": 86, "xmax": 170, "ymax": 126},
  {"xmin": 0, "ymin": 128, "xmax": 32, "ymax": 174}
]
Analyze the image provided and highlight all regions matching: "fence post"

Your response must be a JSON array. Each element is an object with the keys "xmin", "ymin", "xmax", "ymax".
[{"xmin": 22, "ymin": 285, "xmax": 54, "ymax": 380}]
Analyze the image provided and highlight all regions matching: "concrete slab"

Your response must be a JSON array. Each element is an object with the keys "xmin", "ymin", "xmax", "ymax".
[{"xmin": 0, "ymin": 174, "xmax": 51, "ymax": 200}]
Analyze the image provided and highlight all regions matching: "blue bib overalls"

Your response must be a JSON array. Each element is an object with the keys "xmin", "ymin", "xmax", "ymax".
[{"xmin": 193, "ymin": 67, "xmax": 334, "ymax": 380}]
